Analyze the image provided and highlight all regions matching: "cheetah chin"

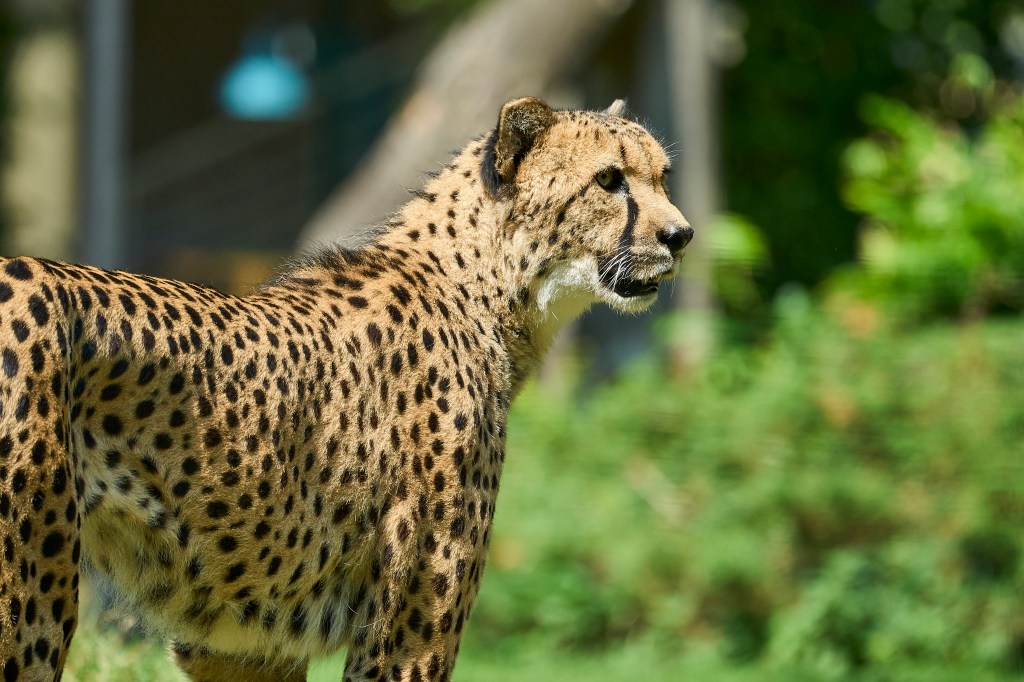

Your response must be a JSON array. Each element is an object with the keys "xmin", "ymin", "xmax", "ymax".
[{"xmin": 595, "ymin": 251, "xmax": 681, "ymax": 312}]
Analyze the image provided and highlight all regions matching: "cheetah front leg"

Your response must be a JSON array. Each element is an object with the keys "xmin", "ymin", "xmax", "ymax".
[
  {"xmin": 0, "ymin": 434, "xmax": 79, "ymax": 681},
  {"xmin": 172, "ymin": 642, "xmax": 308, "ymax": 682},
  {"xmin": 342, "ymin": 529, "xmax": 485, "ymax": 682},
  {"xmin": 341, "ymin": 574, "xmax": 461, "ymax": 682}
]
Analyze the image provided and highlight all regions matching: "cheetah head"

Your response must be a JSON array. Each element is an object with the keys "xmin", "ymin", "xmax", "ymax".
[{"xmin": 482, "ymin": 96, "xmax": 692, "ymax": 318}]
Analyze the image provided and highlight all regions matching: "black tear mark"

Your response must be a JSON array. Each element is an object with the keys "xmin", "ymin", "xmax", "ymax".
[{"xmin": 617, "ymin": 182, "xmax": 639, "ymax": 254}]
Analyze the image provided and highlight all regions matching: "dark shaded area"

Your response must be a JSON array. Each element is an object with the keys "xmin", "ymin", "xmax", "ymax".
[{"xmin": 722, "ymin": 0, "xmax": 1017, "ymax": 293}]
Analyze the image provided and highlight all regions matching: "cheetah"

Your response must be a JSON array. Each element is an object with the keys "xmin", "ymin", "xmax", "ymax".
[{"xmin": 0, "ymin": 96, "xmax": 691, "ymax": 681}]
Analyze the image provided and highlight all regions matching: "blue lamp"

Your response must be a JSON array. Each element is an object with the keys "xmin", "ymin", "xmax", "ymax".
[{"xmin": 220, "ymin": 28, "xmax": 312, "ymax": 120}]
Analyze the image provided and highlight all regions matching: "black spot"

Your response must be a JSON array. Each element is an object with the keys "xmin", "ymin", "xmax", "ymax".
[
  {"xmin": 203, "ymin": 429, "xmax": 222, "ymax": 448},
  {"xmin": 41, "ymin": 532, "xmax": 64, "ymax": 558},
  {"xmin": 198, "ymin": 397, "xmax": 213, "ymax": 417},
  {"xmin": 135, "ymin": 400, "xmax": 155, "ymax": 418},
  {"xmin": 4, "ymin": 259, "xmax": 32, "ymax": 280},
  {"xmin": 10, "ymin": 320, "xmax": 29, "ymax": 343},
  {"xmin": 138, "ymin": 363, "xmax": 156, "ymax": 385},
  {"xmin": 4, "ymin": 658, "xmax": 19, "ymax": 682},
  {"xmin": 51, "ymin": 466, "xmax": 67, "ymax": 494},
  {"xmin": 1, "ymin": 350, "xmax": 17, "ymax": 378},
  {"xmin": 101, "ymin": 415, "xmax": 123, "ymax": 436},
  {"xmin": 177, "ymin": 523, "xmax": 191, "ymax": 547},
  {"xmin": 224, "ymin": 563, "xmax": 246, "ymax": 582},
  {"xmin": 109, "ymin": 358, "xmax": 130, "ymax": 378},
  {"xmin": 27, "ymin": 295, "xmax": 49, "ymax": 326},
  {"xmin": 100, "ymin": 384, "xmax": 121, "ymax": 401},
  {"xmin": 118, "ymin": 293, "xmax": 136, "ymax": 315},
  {"xmin": 207, "ymin": 501, "xmax": 229, "ymax": 519},
  {"xmin": 333, "ymin": 502, "xmax": 352, "ymax": 524},
  {"xmin": 29, "ymin": 343, "xmax": 44, "ymax": 373},
  {"xmin": 366, "ymin": 323, "xmax": 382, "ymax": 348},
  {"xmin": 428, "ymin": 654, "xmax": 441, "ymax": 678}
]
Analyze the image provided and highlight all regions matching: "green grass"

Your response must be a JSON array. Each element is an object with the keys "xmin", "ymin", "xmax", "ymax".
[
  {"xmin": 64, "ymin": 625, "xmax": 185, "ymax": 682},
  {"xmin": 68, "ymin": 626, "xmax": 1022, "ymax": 682}
]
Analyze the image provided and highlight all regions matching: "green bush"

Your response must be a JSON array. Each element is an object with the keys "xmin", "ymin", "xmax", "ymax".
[
  {"xmin": 465, "ymin": 303, "xmax": 1024, "ymax": 678},
  {"xmin": 839, "ymin": 68, "xmax": 1024, "ymax": 321}
]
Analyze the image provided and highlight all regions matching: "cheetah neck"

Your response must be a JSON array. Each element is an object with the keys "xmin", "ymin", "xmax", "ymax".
[{"xmin": 374, "ymin": 146, "xmax": 581, "ymax": 394}]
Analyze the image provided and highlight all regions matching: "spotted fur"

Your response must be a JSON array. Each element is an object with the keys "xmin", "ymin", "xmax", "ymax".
[{"xmin": 0, "ymin": 97, "xmax": 690, "ymax": 681}]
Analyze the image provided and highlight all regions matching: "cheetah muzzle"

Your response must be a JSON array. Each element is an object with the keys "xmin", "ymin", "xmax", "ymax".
[{"xmin": 0, "ymin": 96, "xmax": 690, "ymax": 681}]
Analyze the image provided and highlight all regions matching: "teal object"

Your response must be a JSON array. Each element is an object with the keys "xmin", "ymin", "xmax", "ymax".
[{"xmin": 219, "ymin": 53, "xmax": 309, "ymax": 120}]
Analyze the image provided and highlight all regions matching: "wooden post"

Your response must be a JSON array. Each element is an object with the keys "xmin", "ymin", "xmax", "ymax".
[
  {"xmin": 665, "ymin": 0, "xmax": 719, "ymax": 373},
  {"xmin": 81, "ymin": 0, "xmax": 130, "ymax": 269}
]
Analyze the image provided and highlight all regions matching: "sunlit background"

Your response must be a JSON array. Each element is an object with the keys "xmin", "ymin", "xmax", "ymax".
[{"xmin": 2, "ymin": 0, "xmax": 1024, "ymax": 680}]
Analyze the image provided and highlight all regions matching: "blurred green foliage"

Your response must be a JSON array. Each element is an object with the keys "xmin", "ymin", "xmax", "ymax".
[
  {"xmin": 706, "ymin": 213, "xmax": 771, "ymax": 316},
  {"xmin": 461, "ymin": 301, "xmax": 1024, "ymax": 679},
  {"xmin": 64, "ymin": 625, "xmax": 185, "ymax": 682},
  {"xmin": 838, "ymin": 79, "xmax": 1024, "ymax": 320},
  {"xmin": 723, "ymin": 0, "xmax": 1019, "ymax": 293}
]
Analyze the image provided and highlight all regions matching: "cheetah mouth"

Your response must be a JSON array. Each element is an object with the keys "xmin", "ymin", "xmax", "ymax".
[
  {"xmin": 605, "ymin": 274, "xmax": 662, "ymax": 298},
  {"xmin": 596, "ymin": 257, "xmax": 675, "ymax": 300}
]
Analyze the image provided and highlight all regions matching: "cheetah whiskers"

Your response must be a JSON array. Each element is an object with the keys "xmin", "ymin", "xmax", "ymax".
[{"xmin": 598, "ymin": 245, "xmax": 636, "ymax": 293}]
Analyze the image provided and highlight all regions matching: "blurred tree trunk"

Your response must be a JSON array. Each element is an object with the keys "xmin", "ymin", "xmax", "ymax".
[
  {"xmin": 666, "ymin": 0, "xmax": 718, "ymax": 373},
  {"xmin": 298, "ymin": 0, "xmax": 635, "ymax": 248},
  {"xmin": 2, "ymin": 3, "xmax": 79, "ymax": 260}
]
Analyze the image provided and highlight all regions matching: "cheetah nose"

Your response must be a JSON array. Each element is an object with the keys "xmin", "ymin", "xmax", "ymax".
[{"xmin": 657, "ymin": 224, "xmax": 693, "ymax": 254}]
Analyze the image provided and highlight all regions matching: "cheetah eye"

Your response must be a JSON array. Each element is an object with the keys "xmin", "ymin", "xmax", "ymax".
[{"xmin": 595, "ymin": 168, "xmax": 624, "ymax": 192}]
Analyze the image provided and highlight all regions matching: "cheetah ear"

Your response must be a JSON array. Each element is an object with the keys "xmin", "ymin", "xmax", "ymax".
[
  {"xmin": 482, "ymin": 97, "xmax": 556, "ymax": 195},
  {"xmin": 604, "ymin": 99, "xmax": 628, "ymax": 118}
]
